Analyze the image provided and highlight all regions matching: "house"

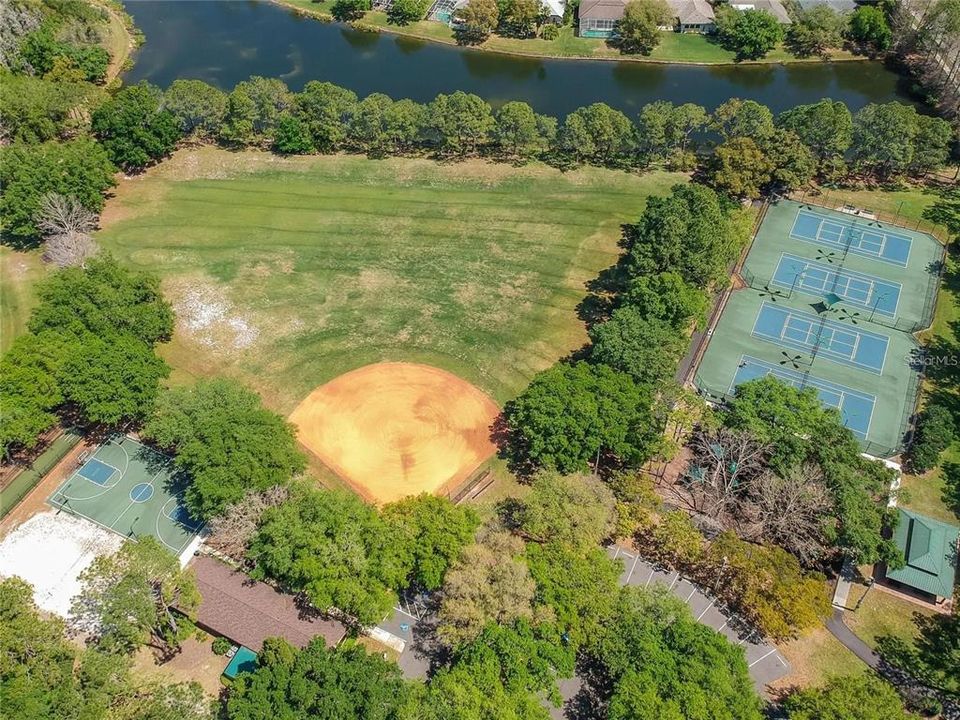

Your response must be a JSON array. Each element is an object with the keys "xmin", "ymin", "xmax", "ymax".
[
  {"xmin": 730, "ymin": 0, "xmax": 792, "ymax": 24},
  {"xmin": 189, "ymin": 555, "xmax": 348, "ymax": 652},
  {"xmin": 541, "ymin": 0, "xmax": 565, "ymax": 23},
  {"xmin": 882, "ymin": 509, "xmax": 958, "ymax": 608},
  {"xmin": 668, "ymin": 0, "xmax": 716, "ymax": 32},
  {"xmin": 579, "ymin": 0, "xmax": 628, "ymax": 38}
]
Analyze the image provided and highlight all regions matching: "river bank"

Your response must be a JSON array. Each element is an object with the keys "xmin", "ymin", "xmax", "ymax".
[{"xmin": 274, "ymin": 0, "xmax": 867, "ymax": 66}]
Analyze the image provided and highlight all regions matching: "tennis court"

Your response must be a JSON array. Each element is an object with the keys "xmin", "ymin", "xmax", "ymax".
[
  {"xmin": 48, "ymin": 435, "xmax": 203, "ymax": 555},
  {"xmin": 731, "ymin": 356, "xmax": 875, "ymax": 438},
  {"xmin": 771, "ymin": 254, "xmax": 901, "ymax": 317},
  {"xmin": 791, "ymin": 208, "xmax": 913, "ymax": 267},
  {"xmin": 752, "ymin": 302, "xmax": 889, "ymax": 374}
]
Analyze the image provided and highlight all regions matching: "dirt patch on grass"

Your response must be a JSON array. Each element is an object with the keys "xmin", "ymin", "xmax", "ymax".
[
  {"xmin": 288, "ymin": 362, "xmax": 500, "ymax": 504},
  {"xmin": 166, "ymin": 276, "xmax": 260, "ymax": 353}
]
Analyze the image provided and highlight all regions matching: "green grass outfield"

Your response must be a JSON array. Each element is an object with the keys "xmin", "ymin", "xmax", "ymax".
[{"xmin": 96, "ymin": 148, "xmax": 685, "ymax": 411}]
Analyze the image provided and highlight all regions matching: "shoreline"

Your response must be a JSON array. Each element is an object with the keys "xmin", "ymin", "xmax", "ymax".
[{"xmin": 271, "ymin": 0, "xmax": 872, "ymax": 67}]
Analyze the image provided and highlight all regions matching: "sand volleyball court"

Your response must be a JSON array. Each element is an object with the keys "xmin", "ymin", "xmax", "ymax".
[{"xmin": 289, "ymin": 363, "xmax": 500, "ymax": 504}]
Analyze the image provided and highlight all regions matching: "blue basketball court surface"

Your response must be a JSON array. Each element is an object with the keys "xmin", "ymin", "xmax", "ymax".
[
  {"xmin": 731, "ymin": 356, "xmax": 875, "ymax": 438},
  {"xmin": 791, "ymin": 209, "xmax": 912, "ymax": 267}
]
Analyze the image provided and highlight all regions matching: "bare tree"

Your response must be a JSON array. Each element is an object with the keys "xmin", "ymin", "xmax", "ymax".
[
  {"xmin": 679, "ymin": 427, "xmax": 769, "ymax": 528},
  {"xmin": 206, "ymin": 485, "xmax": 290, "ymax": 560},
  {"xmin": 36, "ymin": 193, "xmax": 99, "ymax": 268},
  {"xmin": 742, "ymin": 464, "xmax": 832, "ymax": 567}
]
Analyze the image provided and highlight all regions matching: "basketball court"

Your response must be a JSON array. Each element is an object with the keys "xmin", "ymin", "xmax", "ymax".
[{"xmin": 48, "ymin": 435, "xmax": 203, "ymax": 555}]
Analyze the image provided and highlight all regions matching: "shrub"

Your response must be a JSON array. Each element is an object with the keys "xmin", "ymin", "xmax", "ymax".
[
  {"xmin": 909, "ymin": 404, "xmax": 955, "ymax": 472},
  {"xmin": 212, "ymin": 637, "xmax": 232, "ymax": 655}
]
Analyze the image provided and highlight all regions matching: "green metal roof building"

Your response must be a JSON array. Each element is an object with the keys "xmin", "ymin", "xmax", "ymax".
[{"xmin": 886, "ymin": 508, "xmax": 958, "ymax": 603}]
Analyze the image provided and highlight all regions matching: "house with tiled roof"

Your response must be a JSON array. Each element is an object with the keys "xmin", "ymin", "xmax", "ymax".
[{"xmin": 883, "ymin": 508, "xmax": 958, "ymax": 608}]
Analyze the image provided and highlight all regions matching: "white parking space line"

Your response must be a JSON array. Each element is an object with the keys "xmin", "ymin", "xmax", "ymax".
[{"xmin": 749, "ymin": 648, "xmax": 777, "ymax": 668}]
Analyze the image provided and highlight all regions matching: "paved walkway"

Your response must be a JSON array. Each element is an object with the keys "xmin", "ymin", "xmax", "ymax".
[{"xmin": 826, "ymin": 609, "xmax": 879, "ymax": 668}]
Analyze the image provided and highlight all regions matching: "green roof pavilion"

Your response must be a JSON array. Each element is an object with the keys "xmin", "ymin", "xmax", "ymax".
[{"xmin": 886, "ymin": 508, "xmax": 958, "ymax": 601}]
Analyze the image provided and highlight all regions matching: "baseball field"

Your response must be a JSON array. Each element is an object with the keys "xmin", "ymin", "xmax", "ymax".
[{"xmin": 95, "ymin": 148, "xmax": 684, "ymax": 498}]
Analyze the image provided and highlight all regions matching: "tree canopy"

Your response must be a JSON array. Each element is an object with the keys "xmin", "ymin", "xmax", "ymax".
[
  {"xmin": 91, "ymin": 82, "xmax": 181, "ymax": 171},
  {"xmin": 225, "ymin": 637, "xmax": 413, "ymax": 720},
  {"xmin": 783, "ymin": 675, "xmax": 908, "ymax": 720},
  {"xmin": 517, "ymin": 471, "xmax": 616, "ymax": 550},
  {"xmin": 143, "ymin": 378, "xmax": 305, "ymax": 521}
]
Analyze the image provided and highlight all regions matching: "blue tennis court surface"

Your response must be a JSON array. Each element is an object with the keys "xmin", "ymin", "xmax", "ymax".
[
  {"xmin": 731, "ymin": 356, "xmax": 875, "ymax": 438},
  {"xmin": 78, "ymin": 458, "xmax": 118, "ymax": 486},
  {"xmin": 791, "ymin": 209, "xmax": 912, "ymax": 267},
  {"xmin": 752, "ymin": 302, "xmax": 889, "ymax": 373},
  {"xmin": 772, "ymin": 254, "xmax": 901, "ymax": 317}
]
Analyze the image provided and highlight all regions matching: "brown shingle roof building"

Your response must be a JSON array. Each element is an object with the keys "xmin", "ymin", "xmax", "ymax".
[{"xmin": 190, "ymin": 555, "xmax": 347, "ymax": 651}]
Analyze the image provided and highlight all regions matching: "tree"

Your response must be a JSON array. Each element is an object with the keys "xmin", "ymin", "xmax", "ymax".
[
  {"xmin": 626, "ymin": 183, "xmax": 742, "ymax": 289},
  {"xmin": 226, "ymin": 638, "xmax": 412, "ymax": 720},
  {"xmin": 614, "ymin": 0, "xmax": 671, "ymax": 54},
  {"xmin": 331, "ymin": 0, "xmax": 371, "ymax": 21},
  {"xmin": 708, "ymin": 532, "xmax": 831, "ymax": 639},
  {"xmin": 91, "ymin": 82, "xmax": 181, "ymax": 171},
  {"xmin": 716, "ymin": 7, "xmax": 785, "ymax": 60},
  {"xmin": 163, "ymin": 79, "xmax": 228, "ymax": 136},
  {"xmin": 710, "ymin": 136, "xmax": 774, "ymax": 199},
  {"xmin": 454, "ymin": 0, "xmax": 500, "ymax": 43},
  {"xmin": 387, "ymin": 0, "xmax": 430, "ymax": 24},
  {"xmin": 206, "ymin": 485, "xmax": 290, "ymax": 560},
  {"xmin": 219, "ymin": 76, "xmax": 292, "ymax": 145},
  {"xmin": 71, "ymin": 538, "xmax": 199, "ymax": 655},
  {"xmin": 711, "ymin": 98, "xmax": 775, "ymax": 141},
  {"xmin": 591, "ymin": 586, "xmax": 763, "ymax": 720},
  {"xmin": 36, "ymin": 192, "xmax": 99, "ymax": 267},
  {"xmin": 427, "ymin": 91, "xmax": 494, "ymax": 155},
  {"xmin": 847, "ymin": 6, "xmax": 892, "ymax": 52},
  {"xmin": 0, "ymin": 333, "xmax": 65, "ymax": 457},
  {"xmin": 788, "ymin": 5, "xmax": 845, "ymax": 57},
  {"xmin": 764, "ymin": 128, "xmax": 817, "ymax": 190},
  {"xmin": 0, "ymin": 138, "xmax": 115, "ymax": 243},
  {"xmin": 272, "ymin": 112, "xmax": 313, "ymax": 154},
  {"xmin": 383, "ymin": 98, "xmax": 426, "ymax": 151},
  {"xmin": 58, "ymin": 333, "xmax": 169, "ymax": 426},
  {"xmin": 851, "ymin": 102, "xmax": 919, "ymax": 178},
  {"xmin": 143, "ymin": 378, "xmax": 305, "ymax": 521},
  {"xmin": 499, "ymin": 0, "xmax": 541, "ymax": 38},
  {"xmin": 381, "ymin": 494, "xmax": 480, "ymax": 590},
  {"xmin": 589, "ymin": 307, "xmax": 687, "ymax": 386},
  {"xmin": 126, "ymin": 682, "xmax": 214, "ymax": 720},
  {"xmin": 526, "ymin": 543, "xmax": 621, "ymax": 649},
  {"xmin": 248, "ymin": 485, "xmax": 396, "ymax": 624},
  {"xmin": 784, "ymin": 675, "xmax": 907, "ymax": 720},
  {"xmin": 492, "ymin": 100, "xmax": 552, "ymax": 158},
  {"xmin": 437, "ymin": 529, "xmax": 537, "ymax": 646},
  {"xmin": 295, "ymin": 81, "xmax": 358, "ymax": 152},
  {"xmin": 910, "ymin": 114, "xmax": 954, "ymax": 175},
  {"xmin": 558, "ymin": 102, "xmax": 635, "ymax": 165},
  {"xmin": 777, "ymin": 99, "xmax": 853, "ymax": 168},
  {"xmin": 0, "ymin": 74, "xmax": 98, "ymax": 143},
  {"xmin": 29, "ymin": 254, "xmax": 173, "ymax": 346},
  {"xmin": 636, "ymin": 101, "xmax": 709, "ymax": 164},
  {"xmin": 909, "ymin": 403, "xmax": 955, "ymax": 472},
  {"xmin": 621, "ymin": 271, "xmax": 709, "ymax": 330},
  {"xmin": 518, "ymin": 471, "xmax": 616, "ymax": 549},
  {"xmin": 504, "ymin": 361, "xmax": 659, "ymax": 474}
]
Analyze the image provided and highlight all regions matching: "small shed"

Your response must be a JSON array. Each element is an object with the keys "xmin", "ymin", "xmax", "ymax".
[
  {"xmin": 884, "ymin": 508, "xmax": 958, "ymax": 606},
  {"xmin": 190, "ymin": 555, "xmax": 348, "ymax": 651}
]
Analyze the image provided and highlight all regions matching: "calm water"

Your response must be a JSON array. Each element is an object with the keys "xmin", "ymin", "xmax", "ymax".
[{"xmin": 123, "ymin": 0, "xmax": 913, "ymax": 116}]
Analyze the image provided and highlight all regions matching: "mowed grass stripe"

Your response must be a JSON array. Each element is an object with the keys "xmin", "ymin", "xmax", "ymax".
[{"xmin": 97, "ymin": 149, "xmax": 685, "ymax": 411}]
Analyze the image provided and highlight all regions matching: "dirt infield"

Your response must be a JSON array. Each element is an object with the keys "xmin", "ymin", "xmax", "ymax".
[{"xmin": 289, "ymin": 363, "xmax": 500, "ymax": 504}]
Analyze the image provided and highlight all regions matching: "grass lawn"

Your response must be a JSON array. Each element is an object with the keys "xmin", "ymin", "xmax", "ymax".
[
  {"xmin": 95, "ymin": 147, "xmax": 685, "ymax": 413},
  {"xmin": 276, "ymin": 2, "xmax": 861, "ymax": 65},
  {"xmin": 772, "ymin": 626, "xmax": 868, "ymax": 690},
  {"xmin": 0, "ymin": 247, "xmax": 45, "ymax": 354},
  {"xmin": 844, "ymin": 586, "xmax": 935, "ymax": 651}
]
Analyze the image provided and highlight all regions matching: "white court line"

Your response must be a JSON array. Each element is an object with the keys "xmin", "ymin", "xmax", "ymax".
[
  {"xmin": 749, "ymin": 648, "xmax": 777, "ymax": 667},
  {"xmin": 111, "ymin": 467, "xmax": 164, "ymax": 531}
]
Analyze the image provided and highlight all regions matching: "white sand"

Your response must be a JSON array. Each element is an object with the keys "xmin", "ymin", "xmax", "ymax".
[{"xmin": 0, "ymin": 511, "xmax": 123, "ymax": 617}]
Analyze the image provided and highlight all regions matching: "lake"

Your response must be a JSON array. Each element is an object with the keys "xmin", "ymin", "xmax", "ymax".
[{"xmin": 123, "ymin": 0, "xmax": 913, "ymax": 117}]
